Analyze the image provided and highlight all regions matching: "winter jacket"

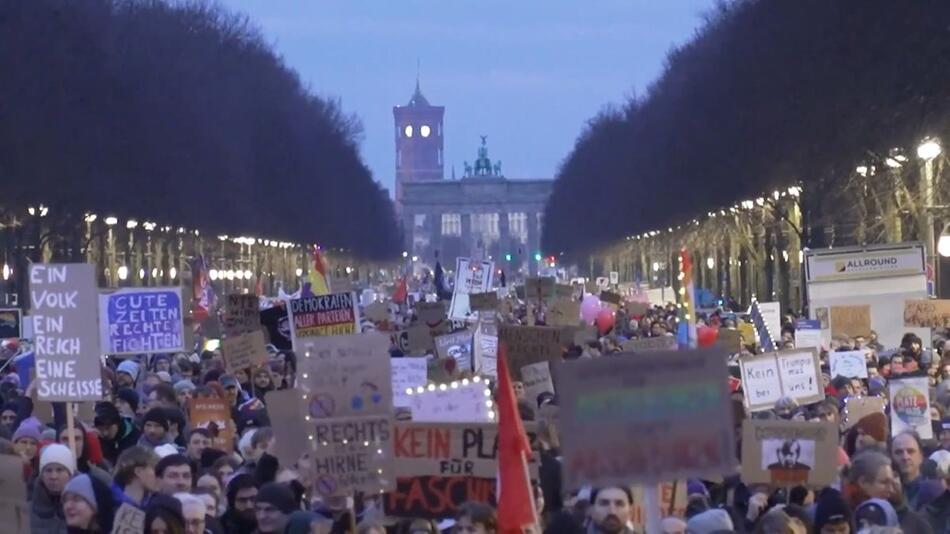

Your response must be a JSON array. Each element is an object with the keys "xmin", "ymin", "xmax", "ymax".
[
  {"xmin": 896, "ymin": 500, "xmax": 936, "ymax": 534},
  {"xmin": 29, "ymin": 479, "xmax": 67, "ymax": 534},
  {"xmin": 99, "ymin": 418, "xmax": 140, "ymax": 465},
  {"xmin": 924, "ymin": 491, "xmax": 950, "ymax": 534}
]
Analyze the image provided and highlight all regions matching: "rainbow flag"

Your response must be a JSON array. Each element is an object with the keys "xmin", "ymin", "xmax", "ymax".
[{"xmin": 676, "ymin": 248, "xmax": 698, "ymax": 348}]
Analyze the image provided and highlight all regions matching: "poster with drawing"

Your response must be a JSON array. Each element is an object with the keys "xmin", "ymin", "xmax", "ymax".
[
  {"xmin": 447, "ymin": 258, "xmax": 494, "ymax": 321},
  {"xmin": 742, "ymin": 419, "xmax": 837, "ymax": 488}
]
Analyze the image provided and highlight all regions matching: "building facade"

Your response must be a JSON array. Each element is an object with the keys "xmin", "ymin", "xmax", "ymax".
[{"xmin": 394, "ymin": 83, "xmax": 553, "ymax": 275}]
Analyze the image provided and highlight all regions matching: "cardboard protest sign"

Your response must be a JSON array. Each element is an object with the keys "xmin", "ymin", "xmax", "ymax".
[
  {"xmin": 0, "ymin": 454, "xmax": 28, "ymax": 533},
  {"xmin": 521, "ymin": 361, "xmax": 554, "ymax": 403},
  {"xmin": 547, "ymin": 298, "xmax": 580, "ymax": 327},
  {"xmin": 434, "ymin": 331, "xmax": 473, "ymax": 374},
  {"xmin": 428, "ymin": 356, "xmax": 464, "ymax": 383},
  {"xmin": 30, "ymin": 264, "xmax": 102, "ymax": 401},
  {"xmin": 571, "ymin": 325, "xmax": 598, "ymax": 347},
  {"xmin": 391, "ymin": 358, "xmax": 428, "ymax": 408},
  {"xmin": 0, "ymin": 308, "xmax": 21, "ymax": 339},
  {"xmin": 473, "ymin": 313, "xmax": 498, "ymax": 377},
  {"xmin": 300, "ymin": 332, "xmax": 395, "ymax": 496},
  {"xmin": 525, "ymin": 277, "xmax": 555, "ymax": 300},
  {"xmin": 889, "ymin": 376, "xmax": 932, "ymax": 439},
  {"xmin": 112, "ymin": 503, "xmax": 146, "ymax": 533},
  {"xmin": 794, "ymin": 319, "xmax": 822, "ymax": 349},
  {"xmin": 406, "ymin": 380, "xmax": 492, "ymax": 423},
  {"xmin": 468, "ymin": 292, "xmax": 499, "ymax": 312},
  {"xmin": 407, "ymin": 324, "xmax": 436, "ymax": 355},
  {"xmin": 498, "ymin": 325, "xmax": 562, "ymax": 380},
  {"xmin": 829, "ymin": 350, "xmax": 869, "ymax": 379},
  {"xmin": 416, "ymin": 301, "xmax": 447, "ymax": 328},
  {"xmin": 384, "ymin": 475, "xmax": 496, "ymax": 519},
  {"xmin": 98, "ymin": 287, "xmax": 184, "ymax": 354},
  {"xmin": 903, "ymin": 299, "xmax": 950, "ymax": 328},
  {"xmin": 830, "ymin": 305, "xmax": 871, "ymax": 338},
  {"xmin": 630, "ymin": 482, "xmax": 687, "ymax": 531},
  {"xmin": 288, "ymin": 292, "xmax": 360, "ymax": 350},
  {"xmin": 620, "ymin": 336, "xmax": 677, "ymax": 353},
  {"xmin": 609, "ymin": 271, "xmax": 620, "ymax": 285},
  {"xmin": 448, "ymin": 258, "xmax": 494, "ymax": 321},
  {"xmin": 223, "ymin": 294, "xmax": 259, "ymax": 336},
  {"xmin": 741, "ymin": 420, "xmax": 838, "ymax": 488},
  {"xmin": 558, "ymin": 348, "xmax": 735, "ymax": 487},
  {"xmin": 264, "ymin": 388, "xmax": 311, "ymax": 467},
  {"xmin": 222, "ymin": 330, "xmax": 267, "ymax": 372},
  {"xmin": 392, "ymin": 422, "xmax": 538, "ymax": 479},
  {"xmin": 843, "ymin": 396, "xmax": 886, "ymax": 430},
  {"xmin": 739, "ymin": 349, "xmax": 824, "ymax": 412},
  {"xmin": 364, "ymin": 301, "xmax": 390, "ymax": 323},
  {"xmin": 188, "ymin": 397, "xmax": 235, "ymax": 452}
]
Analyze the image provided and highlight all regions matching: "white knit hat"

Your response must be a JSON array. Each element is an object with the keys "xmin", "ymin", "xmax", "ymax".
[{"xmin": 39, "ymin": 443, "xmax": 76, "ymax": 475}]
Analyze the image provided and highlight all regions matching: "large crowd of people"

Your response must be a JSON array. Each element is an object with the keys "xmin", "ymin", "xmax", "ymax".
[{"xmin": 1, "ymin": 289, "xmax": 949, "ymax": 533}]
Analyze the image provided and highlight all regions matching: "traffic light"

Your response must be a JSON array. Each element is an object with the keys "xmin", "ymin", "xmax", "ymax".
[
  {"xmin": 505, "ymin": 253, "xmax": 512, "ymax": 262},
  {"xmin": 534, "ymin": 252, "xmax": 542, "ymax": 261}
]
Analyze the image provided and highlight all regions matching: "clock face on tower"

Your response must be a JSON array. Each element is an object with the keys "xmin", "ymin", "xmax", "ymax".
[
  {"xmin": 420, "ymin": 124, "xmax": 431, "ymax": 138},
  {"xmin": 404, "ymin": 125, "xmax": 413, "ymax": 137}
]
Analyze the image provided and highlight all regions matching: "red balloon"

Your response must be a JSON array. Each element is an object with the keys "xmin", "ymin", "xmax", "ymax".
[
  {"xmin": 697, "ymin": 325, "xmax": 719, "ymax": 347},
  {"xmin": 595, "ymin": 308, "xmax": 616, "ymax": 335}
]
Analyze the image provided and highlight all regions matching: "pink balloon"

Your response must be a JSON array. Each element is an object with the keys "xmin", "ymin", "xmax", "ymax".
[
  {"xmin": 580, "ymin": 294, "xmax": 601, "ymax": 324},
  {"xmin": 596, "ymin": 308, "xmax": 616, "ymax": 335}
]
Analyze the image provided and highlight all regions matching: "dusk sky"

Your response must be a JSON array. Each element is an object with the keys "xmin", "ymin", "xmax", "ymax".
[{"xmin": 220, "ymin": 1, "xmax": 715, "ymax": 196}]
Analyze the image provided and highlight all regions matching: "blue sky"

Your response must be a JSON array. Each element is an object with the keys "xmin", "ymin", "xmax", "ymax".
[{"xmin": 220, "ymin": 1, "xmax": 714, "ymax": 196}]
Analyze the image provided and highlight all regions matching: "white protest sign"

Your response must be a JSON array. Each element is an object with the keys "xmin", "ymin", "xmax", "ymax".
[
  {"xmin": 391, "ymin": 358, "xmax": 428, "ymax": 408},
  {"xmin": 794, "ymin": 319, "xmax": 822, "ymax": 350},
  {"xmin": 740, "ymin": 349, "xmax": 824, "ymax": 411},
  {"xmin": 830, "ymin": 351, "xmax": 869, "ymax": 379},
  {"xmin": 739, "ymin": 356, "xmax": 783, "ymax": 410},
  {"xmin": 889, "ymin": 376, "xmax": 932, "ymax": 439},
  {"xmin": 447, "ymin": 258, "xmax": 494, "ymax": 321},
  {"xmin": 474, "ymin": 313, "xmax": 498, "ymax": 378},
  {"xmin": 407, "ymin": 380, "xmax": 492, "ymax": 423},
  {"xmin": 30, "ymin": 264, "xmax": 102, "ymax": 401},
  {"xmin": 112, "ymin": 503, "xmax": 145, "ymax": 533},
  {"xmin": 778, "ymin": 350, "xmax": 822, "ymax": 400},
  {"xmin": 521, "ymin": 361, "xmax": 554, "ymax": 404}
]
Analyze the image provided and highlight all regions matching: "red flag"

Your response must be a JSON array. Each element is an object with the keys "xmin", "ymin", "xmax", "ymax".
[
  {"xmin": 393, "ymin": 276, "xmax": 408, "ymax": 305},
  {"xmin": 496, "ymin": 343, "xmax": 538, "ymax": 533}
]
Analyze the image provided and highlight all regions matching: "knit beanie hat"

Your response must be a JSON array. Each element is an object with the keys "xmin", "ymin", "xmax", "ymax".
[
  {"xmin": 63, "ymin": 474, "xmax": 97, "ymax": 511},
  {"xmin": 854, "ymin": 498, "xmax": 899, "ymax": 527},
  {"xmin": 814, "ymin": 488, "xmax": 852, "ymax": 531},
  {"xmin": 117, "ymin": 360, "xmax": 140, "ymax": 382},
  {"xmin": 173, "ymin": 379, "xmax": 196, "ymax": 394},
  {"xmin": 143, "ymin": 407, "xmax": 170, "ymax": 431},
  {"xmin": 93, "ymin": 402, "xmax": 121, "ymax": 428},
  {"xmin": 855, "ymin": 412, "xmax": 888, "ymax": 442},
  {"xmin": 685, "ymin": 508, "xmax": 733, "ymax": 534},
  {"xmin": 12, "ymin": 416, "xmax": 43, "ymax": 443},
  {"xmin": 256, "ymin": 482, "xmax": 297, "ymax": 514},
  {"xmin": 116, "ymin": 388, "xmax": 140, "ymax": 413},
  {"xmin": 40, "ymin": 443, "xmax": 76, "ymax": 475}
]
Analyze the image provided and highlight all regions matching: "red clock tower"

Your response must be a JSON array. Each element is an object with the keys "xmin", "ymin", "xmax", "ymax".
[{"xmin": 393, "ymin": 79, "xmax": 444, "ymax": 210}]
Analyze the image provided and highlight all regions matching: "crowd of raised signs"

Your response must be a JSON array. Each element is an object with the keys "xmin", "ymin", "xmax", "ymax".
[{"xmin": 1, "ymin": 277, "xmax": 950, "ymax": 534}]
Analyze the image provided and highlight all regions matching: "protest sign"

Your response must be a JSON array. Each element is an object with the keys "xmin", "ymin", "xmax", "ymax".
[
  {"xmin": 434, "ymin": 331, "xmax": 473, "ymax": 373},
  {"xmin": 830, "ymin": 305, "xmax": 871, "ymax": 338},
  {"xmin": 364, "ymin": 301, "xmax": 390, "ymax": 323},
  {"xmin": 829, "ymin": 350, "xmax": 869, "ymax": 379},
  {"xmin": 741, "ymin": 420, "xmax": 838, "ymax": 488},
  {"xmin": 630, "ymin": 482, "xmax": 687, "ymax": 531},
  {"xmin": 521, "ymin": 361, "xmax": 554, "ymax": 403},
  {"xmin": 558, "ymin": 348, "xmax": 735, "ymax": 487},
  {"xmin": 392, "ymin": 422, "xmax": 538, "ymax": 478},
  {"xmin": 739, "ymin": 349, "xmax": 824, "ymax": 411},
  {"xmin": 0, "ymin": 455, "xmax": 28, "ymax": 533},
  {"xmin": 298, "ymin": 332, "xmax": 392, "ymax": 419},
  {"xmin": 903, "ymin": 299, "xmax": 950, "ymax": 328},
  {"xmin": 571, "ymin": 325, "xmax": 598, "ymax": 347},
  {"xmin": 547, "ymin": 298, "xmax": 580, "ymax": 327},
  {"xmin": 222, "ymin": 330, "xmax": 267, "ymax": 372},
  {"xmin": 750, "ymin": 301, "xmax": 776, "ymax": 352},
  {"xmin": 794, "ymin": 319, "xmax": 822, "ymax": 349},
  {"xmin": 112, "ymin": 503, "xmax": 146, "ymax": 534},
  {"xmin": 416, "ymin": 301, "xmax": 447, "ymax": 328},
  {"xmin": 288, "ymin": 292, "xmax": 360, "ymax": 350},
  {"xmin": 98, "ymin": 287, "xmax": 184, "ymax": 355},
  {"xmin": 498, "ymin": 325, "xmax": 562, "ymax": 381},
  {"xmin": 889, "ymin": 376, "xmax": 932, "ymax": 439},
  {"xmin": 717, "ymin": 329, "xmax": 742, "ymax": 353},
  {"xmin": 406, "ymin": 380, "xmax": 492, "ymax": 423},
  {"xmin": 620, "ymin": 335, "xmax": 677, "ymax": 353},
  {"xmin": 223, "ymin": 294, "xmax": 259, "ymax": 336},
  {"xmin": 473, "ymin": 315, "xmax": 498, "ymax": 377},
  {"xmin": 525, "ymin": 277, "xmax": 555, "ymax": 300},
  {"xmin": 0, "ymin": 308, "xmax": 21, "ymax": 339},
  {"xmin": 391, "ymin": 357, "xmax": 428, "ymax": 408},
  {"xmin": 609, "ymin": 271, "xmax": 620, "ymax": 285},
  {"xmin": 30, "ymin": 264, "xmax": 102, "ymax": 401},
  {"xmin": 264, "ymin": 388, "xmax": 311, "ymax": 467},
  {"xmin": 428, "ymin": 356, "xmax": 464, "ymax": 383},
  {"xmin": 407, "ymin": 324, "xmax": 436, "ymax": 355},
  {"xmin": 385, "ymin": 475, "xmax": 496, "ymax": 519},
  {"xmin": 843, "ymin": 396, "xmax": 886, "ymax": 430},
  {"xmin": 310, "ymin": 414, "xmax": 395, "ymax": 496},
  {"xmin": 189, "ymin": 397, "xmax": 235, "ymax": 452},
  {"xmin": 448, "ymin": 258, "xmax": 494, "ymax": 321},
  {"xmin": 468, "ymin": 292, "xmax": 499, "ymax": 312},
  {"xmin": 626, "ymin": 300, "xmax": 651, "ymax": 317}
]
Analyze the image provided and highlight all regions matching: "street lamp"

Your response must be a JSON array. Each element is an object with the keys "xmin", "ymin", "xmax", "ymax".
[
  {"xmin": 84, "ymin": 213, "xmax": 97, "ymax": 223},
  {"xmin": 105, "ymin": 217, "xmax": 118, "ymax": 226},
  {"xmin": 918, "ymin": 137, "xmax": 942, "ymax": 295},
  {"xmin": 918, "ymin": 138, "xmax": 942, "ymax": 161},
  {"xmin": 117, "ymin": 265, "xmax": 129, "ymax": 280}
]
